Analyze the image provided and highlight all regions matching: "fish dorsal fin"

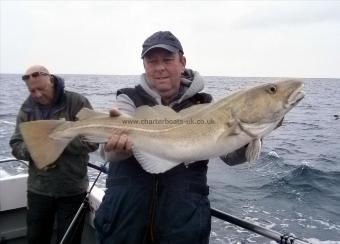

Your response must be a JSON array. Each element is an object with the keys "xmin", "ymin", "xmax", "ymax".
[
  {"xmin": 76, "ymin": 108, "xmax": 109, "ymax": 120},
  {"xmin": 179, "ymin": 104, "xmax": 210, "ymax": 118},
  {"xmin": 132, "ymin": 146, "xmax": 181, "ymax": 174},
  {"xmin": 134, "ymin": 105, "xmax": 181, "ymax": 120},
  {"xmin": 245, "ymin": 138, "xmax": 262, "ymax": 163}
]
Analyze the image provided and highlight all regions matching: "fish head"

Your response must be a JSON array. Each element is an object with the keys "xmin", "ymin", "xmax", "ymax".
[{"xmin": 231, "ymin": 79, "xmax": 304, "ymax": 133}]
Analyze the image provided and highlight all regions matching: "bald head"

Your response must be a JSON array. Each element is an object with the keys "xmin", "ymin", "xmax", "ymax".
[
  {"xmin": 23, "ymin": 65, "xmax": 54, "ymax": 106},
  {"xmin": 24, "ymin": 65, "xmax": 50, "ymax": 75}
]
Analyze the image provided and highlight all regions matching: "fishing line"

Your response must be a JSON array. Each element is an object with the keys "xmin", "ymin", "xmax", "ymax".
[{"xmin": 59, "ymin": 161, "xmax": 108, "ymax": 244}]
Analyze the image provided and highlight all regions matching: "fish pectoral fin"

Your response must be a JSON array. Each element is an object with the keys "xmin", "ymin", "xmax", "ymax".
[
  {"xmin": 216, "ymin": 124, "xmax": 241, "ymax": 143},
  {"xmin": 245, "ymin": 138, "xmax": 262, "ymax": 163},
  {"xmin": 132, "ymin": 146, "xmax": 180, "ymax": 174},
  {"xmin": 76, "ymin": 108, "xmax": 109, "ymax": 120},
  {"xmin": 226, "ymin": 108, "xmax": 239, "ymax": 128},
  {"xmin": 217, "ymin": 108, "xmax": 241, "ymax": 140},
  {"xmin": 216, "ymin": 130, "xmax": 233, "ymax": 143}
]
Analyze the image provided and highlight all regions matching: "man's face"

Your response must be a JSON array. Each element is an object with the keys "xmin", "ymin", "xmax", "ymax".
[
  {"xmin": 143, "ymin": 48, "xmax": 186, "ymax": 103},
  {"xmin": 24, "ymin": 70, "xmax": 54, "ymax": 106}
]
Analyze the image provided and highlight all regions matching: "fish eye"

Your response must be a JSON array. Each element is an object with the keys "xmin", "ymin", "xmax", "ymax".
[{"xmin": 267, "ymin": 85, "xmax": 277, "ymax": 94}]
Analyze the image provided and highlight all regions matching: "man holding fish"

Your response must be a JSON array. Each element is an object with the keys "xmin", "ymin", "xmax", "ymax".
[
  {"xmin": 94, "ymin": 31, "xmax": 258, "ymax": 244},
  {"xmin": 9, "ymin": 65, "xmax": 98, "ymax": 244}
]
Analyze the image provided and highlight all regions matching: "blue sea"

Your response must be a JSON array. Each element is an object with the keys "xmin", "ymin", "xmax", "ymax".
[{"xmin": 0, "ymin": 74, "xmax": 339, "ymax": 243}]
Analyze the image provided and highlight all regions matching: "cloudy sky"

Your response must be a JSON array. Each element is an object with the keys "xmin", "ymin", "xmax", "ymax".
[{"xmin": 1, "ymin": 1, "xmax": 340, "ymax": 78}]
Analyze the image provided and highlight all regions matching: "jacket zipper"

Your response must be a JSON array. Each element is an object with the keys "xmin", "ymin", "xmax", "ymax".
[{"xmin": 145, "ymin": 175, "xmax": 158, "ymax": 243}]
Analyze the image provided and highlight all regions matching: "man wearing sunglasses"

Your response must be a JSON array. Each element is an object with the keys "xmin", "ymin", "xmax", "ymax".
[{"xmin": 9, "ymin": 65, "xmax": 98, "ymax": 244}]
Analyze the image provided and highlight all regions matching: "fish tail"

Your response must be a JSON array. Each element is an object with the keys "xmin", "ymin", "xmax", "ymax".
[{"xmin": 19, "ymin": 120, "xmax": 73, "ymax": 169}]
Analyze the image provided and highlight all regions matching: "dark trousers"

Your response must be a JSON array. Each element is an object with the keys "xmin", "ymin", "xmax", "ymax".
[
  {"xmin": 27, "ymin": 191, "xmax": 86, "ymax": 244},
  {"xmin": 95, "ymin": 185, "xmax": 211, "ymax": 244}
]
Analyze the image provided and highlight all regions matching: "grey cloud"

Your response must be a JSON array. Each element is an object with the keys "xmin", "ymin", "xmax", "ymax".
[{"xmin": 236, "ymin": 2, "xmax": 340, "ymax": 30}]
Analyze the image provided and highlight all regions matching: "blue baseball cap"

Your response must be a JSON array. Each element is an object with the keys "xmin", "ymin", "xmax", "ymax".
[{"xmin": 141, "ymin": 31, "xmax": 184, "ymax": 58}]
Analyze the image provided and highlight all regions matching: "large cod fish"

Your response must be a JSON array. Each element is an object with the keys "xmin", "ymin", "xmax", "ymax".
[{"xmin": 20, "ymin": 79, "xmax": 304, "ymax": 173}]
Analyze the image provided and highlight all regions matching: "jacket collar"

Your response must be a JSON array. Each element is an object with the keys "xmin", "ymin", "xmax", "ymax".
[{"xmin": 139, "ymin": 68, "xmax": 205, "ymax": 106}]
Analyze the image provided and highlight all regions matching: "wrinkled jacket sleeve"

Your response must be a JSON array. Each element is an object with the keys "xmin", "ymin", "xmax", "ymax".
[
  {"xmin": 220, "ymin": 146, "xmax": 247, "ymax": 166},
  {"xmin": 63, "ymin": 96, "xmax": 99, "ymax": 154},
  {"xmin": 9, "ymin": 109, "xmax": 31, "ymax": 161}
]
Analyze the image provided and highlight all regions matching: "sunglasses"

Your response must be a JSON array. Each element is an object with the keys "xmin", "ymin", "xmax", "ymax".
[{"xmin": 22, "ymin": 71, "xmax": 49, "ymax": 81}]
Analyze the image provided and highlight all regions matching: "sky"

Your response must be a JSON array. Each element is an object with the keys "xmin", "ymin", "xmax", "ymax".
[{"xmin": 1, "ymin": 1, "xmax": 340, "ymax": 78}]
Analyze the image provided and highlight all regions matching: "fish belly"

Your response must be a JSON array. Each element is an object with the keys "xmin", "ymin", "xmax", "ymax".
[{"xmin": 130, "ymin": 129, "xmax": 252, "ymax": 163}]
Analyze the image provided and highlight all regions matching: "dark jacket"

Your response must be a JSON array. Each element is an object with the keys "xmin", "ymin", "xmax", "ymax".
[
  {"xmin": 95, "ymin": 70, "xmax": 213, "ymax": 244},
  {"xmin": 9, "ymin": 75, "xmax": 98, "ymax": 197}
]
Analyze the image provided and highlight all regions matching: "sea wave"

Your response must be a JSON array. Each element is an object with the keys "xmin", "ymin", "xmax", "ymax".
[{"xmin": 261, "ymin": 164, "xmax": 340, "ymax": 195}]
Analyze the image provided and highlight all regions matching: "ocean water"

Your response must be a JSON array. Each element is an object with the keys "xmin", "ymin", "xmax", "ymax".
[{"xmin": 0, "ymin": 74, "xmax": 339, "ymax": 243}]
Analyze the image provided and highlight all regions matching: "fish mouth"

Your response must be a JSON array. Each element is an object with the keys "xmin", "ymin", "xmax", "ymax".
[{"xmin": 286, "ymin": 83, "xmax": 305, "ymax": 108}]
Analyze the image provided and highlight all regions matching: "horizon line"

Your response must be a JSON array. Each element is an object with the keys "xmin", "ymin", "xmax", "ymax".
[{"xmin": 0, "ymin": 72, "xmax": 339, "ymax": 80}]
